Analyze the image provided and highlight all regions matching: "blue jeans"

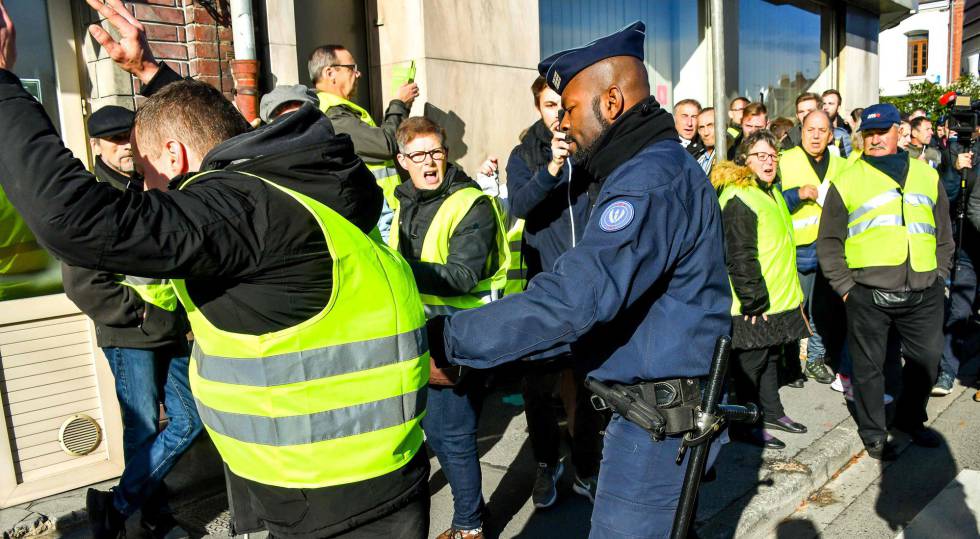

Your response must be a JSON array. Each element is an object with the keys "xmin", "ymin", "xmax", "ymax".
[
  {"xmin": 103, "ymin": 346, "xmax": 203, "ymax": 518},
  {"xmin": 798, "ymin": 270, "xmax": 826, "ymax": 363},
  {"xmin": 942, "ymin": 247, "xmax": 978, "ymax": 377},
  {"xmin": 422, "ymin": 384, "xmax": 485, "ymax": 530},
  {"xmin": 590, "ymin": 416, "xmax": 722, "ymax": 539}
]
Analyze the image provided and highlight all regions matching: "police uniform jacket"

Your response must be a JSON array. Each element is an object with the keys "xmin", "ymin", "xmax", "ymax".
[
  {"xmin": 0, "ymin": 64, "xmax": 426, "ymax": 539},
  {"xmin": 436, "ymin": 97, "xmax": 732, "ymax": 383}
]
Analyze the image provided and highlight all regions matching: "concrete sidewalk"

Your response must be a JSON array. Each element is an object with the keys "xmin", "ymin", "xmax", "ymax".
[{"xmin": 1, "ymin": 377, "xmax": 970, "ymax": 539}]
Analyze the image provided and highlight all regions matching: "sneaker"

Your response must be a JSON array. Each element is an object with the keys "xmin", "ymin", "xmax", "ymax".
[
  {"xmin": 831, "ymin": 374, "xmax": 850, "ymax": 393},
  {"xmin": 932, "ymin": 372, "xmax": 955, "ymax": 396},
  {"xmin": 532, "ymin": 461, "xmax": 564, "ymax": 509},
  {"xmin": 140, "ymin": 514, "xmax": 178, "ymax": 539},
  {"xmin": 865, "ymin": 438, "xmax": 898, "ymax": 461},
  {"xmin": 572, "ymin": 474, "xmax": 598, "ymax": 504},
  {"xmin": 436, "ymin": 528, "xmax": 484, "ymax": 539},
  {"xmin": 86, "ymin": 488, "xmax": 126, "ymax": 539},
  {"xmin": 805, "ymin": 358, "xmax": 835, "ymax": 384}
]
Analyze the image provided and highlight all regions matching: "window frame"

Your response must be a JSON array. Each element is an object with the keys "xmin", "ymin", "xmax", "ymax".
[{"xmin": 908, "ymin": 33, "xmax": 929, "ymax": 77}]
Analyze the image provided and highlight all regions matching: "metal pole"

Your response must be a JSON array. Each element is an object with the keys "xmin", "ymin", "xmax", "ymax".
[{"xmin": 711, "ymin": 0, "xmax": 728, "ymax": 163}]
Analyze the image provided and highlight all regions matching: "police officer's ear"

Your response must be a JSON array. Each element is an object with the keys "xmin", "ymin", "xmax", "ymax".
[{"xmin": 600, "ymin": 85, "xmax": 626, "ymax": 123}]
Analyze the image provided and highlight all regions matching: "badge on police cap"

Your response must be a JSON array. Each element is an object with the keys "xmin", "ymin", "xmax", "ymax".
[{"xmin": 599, "ymin": 200, "xmax": 635, "ymax": 232}]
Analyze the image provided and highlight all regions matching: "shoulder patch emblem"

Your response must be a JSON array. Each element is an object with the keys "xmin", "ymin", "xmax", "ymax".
[{"xmin": 599, "ymin": 200, "xmax": 635, "ymax": 232}]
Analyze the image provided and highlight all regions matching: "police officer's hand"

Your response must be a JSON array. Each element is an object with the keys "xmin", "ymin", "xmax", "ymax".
[
  {"xmin": 798, "ymin": 185, "xmax": 819, "ymax": 202},
  {"xmin": 85, "ymin": 0, "xmax": 159, "ymax": 84},
  {"xmin": 743, "ymin": 313, "xmax": 768, "ymax": 325},
  {"xmin": 548, "ymin": 131, "xmax": 571, "ymax": 177},
  {"xmin": 397, "ymin": 82, "xmax": 420, "ymax": 108},
  {"xmin": 955, "ymin": 152, "xmax": 974, "ymax": 171},
  {"xmin": 0, "ymin": 0, "xmax": 15, "ymax": 72}
]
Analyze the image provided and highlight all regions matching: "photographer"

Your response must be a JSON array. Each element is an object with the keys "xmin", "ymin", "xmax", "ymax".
[{"xmin": 943, "ymin": 128, "xmax": 980, "ymax": 395}]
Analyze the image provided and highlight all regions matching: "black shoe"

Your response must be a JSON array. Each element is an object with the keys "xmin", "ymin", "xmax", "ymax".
[
  {"xmin": 140, "ymin": 513, "xmax": 177, "ymax": 539},
  {"xmin": 895, "ymin": 424, "xmax": 942, "ymax": 448},
  {"xmin": 86, "ymin": 488, "xmax": 126, "ymax": 539},
  {"xmin": 786, "ymin": 378, "xmax": 805, "ymax": 389},
  {"xmin": 865, "ymin": 439, "xmax": 898, "ymax": 461},
  {"xmin": 805, "ymin": 358, "xmax": 835, "ymax": 384},
  {"xmin": 735, "ymin": 427, "xmax": 785, "ymax": 449},
  {"xmin": 763, "ymin": 416, "xmax": 808, "ymax": 434}
]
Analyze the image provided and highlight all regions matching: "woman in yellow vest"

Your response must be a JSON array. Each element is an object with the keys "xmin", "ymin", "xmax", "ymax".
[
  {"xmin": 711, "ymin": 130, "xmax": 810, "ymax": 450},
  {"xmin": 390, "ymin": 118, "xmax": 507, "ymax": 539}
]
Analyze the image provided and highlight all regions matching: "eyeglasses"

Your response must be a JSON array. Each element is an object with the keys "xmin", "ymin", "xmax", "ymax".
[
  {"xmin": 404, "ymin": 148, "xmax": 447, "ymax": 163},
  {"xmin": 330, "ymin": 64, "xmax": 359, "ymax": 74},
  {"xmin": 747, "ymin": 152, "xmax": 777, "ymax": 162}
]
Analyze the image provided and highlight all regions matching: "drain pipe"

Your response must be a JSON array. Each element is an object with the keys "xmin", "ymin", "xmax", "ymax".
[
  {"xmin": 229, "ymin": 0, "xmax": 259, "ymax": 123},
  {"xmin": 711, "ymin": 0, "xmax": 728, "ymax": 163}
]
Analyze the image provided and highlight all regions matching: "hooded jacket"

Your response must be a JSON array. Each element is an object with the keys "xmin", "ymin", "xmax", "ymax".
[
  {"xmin": 0, "ymin": 63, "xmax": 424, "ymax": 539},
  {"xmin": 711, "ymin": 161, "xmax": 809, "ymax": 350}
]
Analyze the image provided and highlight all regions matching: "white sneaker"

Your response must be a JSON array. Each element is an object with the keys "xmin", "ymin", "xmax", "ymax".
[{"xmin": 832, "ymin": 374, "xmax": 850, "ymax": 393}]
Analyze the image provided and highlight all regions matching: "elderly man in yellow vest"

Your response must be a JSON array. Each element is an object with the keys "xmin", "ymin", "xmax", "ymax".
[
  {"xmin": 309, "ymin": 44, "xmax": 419, "ymax": 240},
  {"xmin": 817, "ymin": 104, "xmax": 954, "ymax": 461},
  {"xmin": 779, "ymin": 110, "xmax": 845, "ymax": 387}
]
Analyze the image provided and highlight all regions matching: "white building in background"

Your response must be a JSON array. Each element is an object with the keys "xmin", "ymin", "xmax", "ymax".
[{"xmin": 880, "ymin": 0, "xmax": 953, "ymax": 96}]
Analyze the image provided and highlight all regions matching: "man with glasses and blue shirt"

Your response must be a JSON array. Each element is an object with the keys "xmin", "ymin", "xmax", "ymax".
[{"xmin": 310, "ymin": 44, "xmax": 419, "ymax": 240}]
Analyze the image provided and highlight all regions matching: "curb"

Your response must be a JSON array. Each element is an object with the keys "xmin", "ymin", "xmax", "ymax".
[{"xmin": 698, "ymin": 384, "xmax": 969, "ymax": 538}]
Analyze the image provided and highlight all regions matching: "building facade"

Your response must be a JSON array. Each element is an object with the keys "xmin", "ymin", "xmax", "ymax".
[{"xmin": 880, "ymin": 0, "xmax": 954, "ymax": 96}]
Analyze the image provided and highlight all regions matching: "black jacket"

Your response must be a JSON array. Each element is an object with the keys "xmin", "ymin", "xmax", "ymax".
[
  {"xmin": 62, "ymin": 158, "xmax": 188, "ymax": 350},
  {"xmin": 393, "ymin": 165, "xmax": 500, "ymax": 295},
  {"xmin": 0, "ymin": 64, "xmax": 424, "ymax": 539},
  {"xmin": 505, "ymin": 120, "xmax": 590, "ymax": 277}
]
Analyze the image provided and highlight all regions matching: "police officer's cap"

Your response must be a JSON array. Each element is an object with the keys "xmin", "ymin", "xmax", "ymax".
[
  {"xmin": 538, "ymin": 21, "xmax": 646, "ymax": 95},
  {"xmin": 859, "ymin": 104, "xmax": 901, "ymax": 132},
  {"xmin": 87, "ymin": 105, "xmax": 135, "ymax": 139}
]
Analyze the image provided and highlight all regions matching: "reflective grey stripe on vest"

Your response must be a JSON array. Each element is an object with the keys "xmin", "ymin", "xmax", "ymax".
[
  {"xmin": 793, "ymin": 215, "xmax": 819, "ymax": 230},
  {"xmin": 369, "ymin": 166, "xmax": 397, "ymax": 180},
  {"xmin": 848, "ymin": 190, "xmax": 901, "ymax": 224},
  {"xmin": 195, "ymin": 387, "xmax": 427, "ymax": 446},
  {"xmin": 847, "ymin": 214, "xmax": 903, "ymax": 237},
  {"xmin": 124, "ymin": 275, "xmax": 165, "ymax": 286},
  {"xmin": 194, "ymin": 327, "xmax": 426, "ymax": 387},
  {"xmin": 908, "ymin": 222, "xmax": 937, "ymax": 236},
  {"xmin": 904, "ymin": 193, "xmax": 935, "ymax": 209},
  {"xmin": 424, "ymin": 304, "xmax": 463, "ymax": 318}
]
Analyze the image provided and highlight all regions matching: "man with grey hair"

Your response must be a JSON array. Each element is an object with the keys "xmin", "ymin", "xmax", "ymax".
[{"xmin": 310, "ymin": 44, "xmax": 419, "ymax": 240}]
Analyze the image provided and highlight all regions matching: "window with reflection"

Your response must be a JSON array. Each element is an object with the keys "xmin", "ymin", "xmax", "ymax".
[
  {"xmin": 539, "ymin": 0, "xmax": 700, "ymax": 107},
  {"xmin": 736, "ymin": 0, "xmax": 829, "ymax": 119}
]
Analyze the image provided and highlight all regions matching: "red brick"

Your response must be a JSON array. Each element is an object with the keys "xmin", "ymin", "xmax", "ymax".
[
  {"xmin": 185, "ymin": 24, "xmax": 216, "ymax": 42},
  {"xmin": 142, "ymin": 22, "xmax": 179, "ymax": 42},
  {"xmin": 189, "ymin": 58, "xmax": 222, "ymax": 77},
  {"xmin": 133, "ymin": 4, "xmax": 185, "ymax": 25},
  {"xmin": 151, "ymin": 42, "xmax": 189, "ymax": 60},
  {"xmin": 192, "ymin": 6, "xmax": 218, "ymax": 25},
  {"xmin": 187, "ymin": 42, "xmax": 219, "ymax": 59},
  {"xmin": 176, "ymin": 27, "xmax": 185, "ymax": 41}
]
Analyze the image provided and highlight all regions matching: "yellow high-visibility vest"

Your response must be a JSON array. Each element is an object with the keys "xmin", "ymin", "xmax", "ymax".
[
  {"xmin": 778, "ymin": 147, "xmax": 846, "ymax": 246},
  {"xmin": 172, "ymin": 170, "xmax": 429, "ymax": 488},
  {"xmin": 390, "ymin": 186, "xmax": 509, "ymax": 318},
  {"xmin": 318, "ymin": 92, "xmax": 401, "ymax": 209},
  {"xmin": 831, "ymin": 157, "xmax": 939, "ymax": 272}
]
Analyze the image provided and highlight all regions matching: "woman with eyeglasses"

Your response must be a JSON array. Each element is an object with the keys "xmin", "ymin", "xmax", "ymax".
[
  {"xmin": 389, "ymin": 117, "xmax": 508, "ymax": 539},
  {"xmin": 711, "ymin": 129, "xmax": 810, "ymax": 450}
]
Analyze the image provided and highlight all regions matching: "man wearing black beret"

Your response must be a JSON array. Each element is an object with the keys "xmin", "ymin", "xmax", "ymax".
[
  {"xmin": 87, "ymin": 105, "xmax": 141, "ymax": 191},
  {"xmin": 431, "ymin": 21, "xmax": 732, "ymax": 537}
]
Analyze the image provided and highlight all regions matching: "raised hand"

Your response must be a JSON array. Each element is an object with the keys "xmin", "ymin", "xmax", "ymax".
[
  {"xmin": 0, "ymin": 0, "xmax": 16, "ymax": 71},
  {"xmin": 85, "ymin": 0, "xmax": 158, "ymax": 83}
]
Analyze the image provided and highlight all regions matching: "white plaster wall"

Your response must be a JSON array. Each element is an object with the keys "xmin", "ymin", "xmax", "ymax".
[{"xmin": 879, "ymin": 1, "xmax": 951, "ymax": 96}]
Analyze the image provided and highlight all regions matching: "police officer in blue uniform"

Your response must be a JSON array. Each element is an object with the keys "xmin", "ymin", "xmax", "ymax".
[{"xmin": 429, "ymin": 22, "xmax": 732, "ymax": 538}]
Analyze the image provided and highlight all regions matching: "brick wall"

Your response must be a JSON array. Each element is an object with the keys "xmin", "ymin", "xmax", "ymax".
[
  {"xmin": 952, "ymin": 0, "xmax": 965, "ymax": 81},
  {"xmin": 82, "ymin": 0, "xmax": 235, "ymax": 112}
]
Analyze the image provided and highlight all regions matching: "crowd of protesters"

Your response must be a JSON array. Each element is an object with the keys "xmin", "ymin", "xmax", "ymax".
[{"xmin": 0, "ymin": 2, "xmax": 976, "ymax": 538}]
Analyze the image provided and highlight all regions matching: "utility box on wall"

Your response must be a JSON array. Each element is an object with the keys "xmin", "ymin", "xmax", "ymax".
[{"xmin": 0, "ymin": 294, "xmax": 124, "ymax": 508}]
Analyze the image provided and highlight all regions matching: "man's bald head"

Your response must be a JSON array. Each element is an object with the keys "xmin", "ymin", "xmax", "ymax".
[
  {"xmin": 557, "ymin": 56, "xmax": 651, "ymax": 162},
  {"xmin": 803, "ymin": 109, "xmax": 831, "ymax": 129},
  {"xmin": 801, "ymin": 109, "xmax": 833, "ymax": 158}
]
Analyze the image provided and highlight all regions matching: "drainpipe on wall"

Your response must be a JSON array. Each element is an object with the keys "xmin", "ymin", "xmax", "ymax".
[
  {"xmin": 229, "ymin": 0, "xmax": 259, "ymax": 123},
  {"xmin": 711, "ymin": 0, "xmax": 727, "ymax": 163}
]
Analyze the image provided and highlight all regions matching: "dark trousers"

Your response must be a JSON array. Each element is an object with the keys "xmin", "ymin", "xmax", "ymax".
[
  {"xmin": 268, "ymin": 486, "xmax": 430, "ymax": 539},
  {"xmin": 845, "ymin": 282, "xmax": 945, "ymax": 445},
  {"xmin": 521, "ymin": 367, "xmax": 606, "ymax": 478},
  {"xmin": 422, "ymin": 384, "xmax": 485, "ymax": 530},
  {"xmin": 943, "ymin": 246, "xmax": 979, "ymax": 377},
  {"xmin": 732, "ymin": 346, "xmax": 785, "ymax": 422}
]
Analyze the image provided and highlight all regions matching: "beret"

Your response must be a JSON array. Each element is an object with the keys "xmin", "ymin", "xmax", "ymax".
[
  {"xmin": 87, "ymin": 105, "xmax": 135, "ymax": 139},
  {"xmin": 260, "ymin": 85, "xmax": 320, "ymax": 123},
  {"xmin": 859, "ymin": 103, "xmax": 901, "ymax": 131},
  {"xmin": 538, "ymin": 20, "xmax": 646, "ymax": 95}
]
